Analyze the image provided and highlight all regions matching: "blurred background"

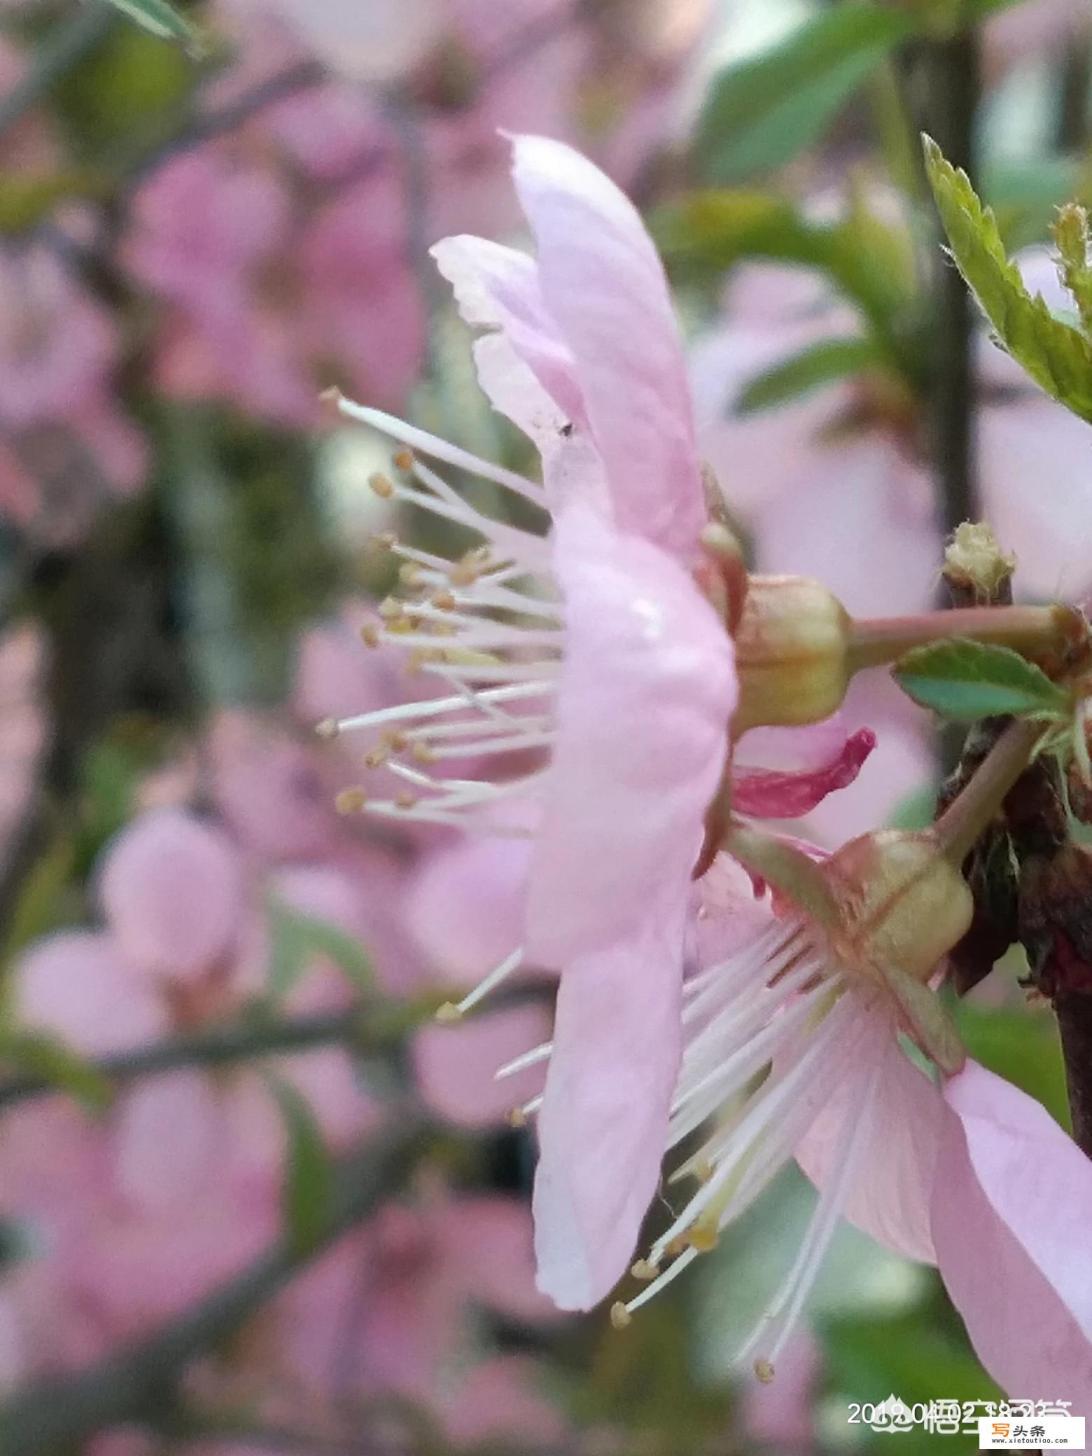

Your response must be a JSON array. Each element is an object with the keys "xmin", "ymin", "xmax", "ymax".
[{"xmin": 0, "ymin": 0, "xmax": 1088, "ymax": 1452}]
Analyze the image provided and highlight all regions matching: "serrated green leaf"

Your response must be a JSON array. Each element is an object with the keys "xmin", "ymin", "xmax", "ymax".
[
  {"xmin": 893, "ymin": 638, "xmax": 1068, "ymax": 721},
  {"xmin": 0, "ymin": 1031, "xmax": 112, "ymax": 1112},
  {"xmin": 266, "ymin": 1075, "xmax": 334, "ymax": 1253},
  {"xmin": 696, "ymin": 6, "xmax": 916, "ymax": 185},
  {"xmin": 924, "ymin": 136, "xmax": 1092, "ymax": 423},
  {"xmin": 266, "ymin": 898, "xmax": 373, "ymax": 1002},
  {"xmin": 1053, "ymin": 203, "xmax": 1092, "ymax": 335},
  {"xmin": 737, "ymin": 335, "xmax": 881, "ymax": 414},
  {"xmin": 103, "ymin": 0, "xmax": 201, "ymax": 51}
]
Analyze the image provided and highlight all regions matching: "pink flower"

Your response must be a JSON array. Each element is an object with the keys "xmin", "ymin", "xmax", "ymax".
[
  {"xmin": 571, "ymin": 852, "xmax": 1092, "ymax": 1400},
  {"xmin": 327, "ymin": 137, "xmax": 874, "ymax": 1311},
  {"xmin": 0, "ymin": 247, "xmax": 145, "ymax": 542}
]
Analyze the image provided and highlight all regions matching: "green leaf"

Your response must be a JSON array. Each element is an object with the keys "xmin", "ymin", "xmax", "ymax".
[
  {"xmin": 653, "ymin": 188, "xmax": 915, "ymax": 348},
  {"xmin": 266, "ymin": 898, "xmax": 373, "ymax": 1003},
  {"xmin": 266, "ymin": 1075, "xmax": 334, "ymax": 1253},
  {"xmin": 893, "ymin": 638, "xmax": 1069, "ymax": 721},
  {"xmin": 737, "ymin": 335, "xmax": 881, "ymax": 414},
  {"xmin": 1053, "ymin": 203, "xmax": 1092, "ymax": 335},
  {"xmin": 923, "ymin": 136, "xmax": 1092, "ymax": 423},
  {"xmin": 0, "ymin": 1031, "xmax": 112, "ymax": 1112},
  {"xmin": 696, "ymin": 6, "xmax": 915, "ymax": 184},
  {"xmin": 102, "ymin": 0, "xmax": 202, "ymax": 52}
]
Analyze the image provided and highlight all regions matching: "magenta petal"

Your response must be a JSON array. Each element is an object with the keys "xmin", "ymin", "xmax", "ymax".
[
  {"xmin": 932, "ymin": 1062, "xmax": 1092, "ymax": 1404},
  {"xmin": 533, "ymin": 912, "xmax": 685, "ymax": 1310},
  {"xmin": 526, "ymin": 503, "xmax": 735, "ymax": 968},
  {"xmin": 510, "ymin": 134, "xmax": 705, "ymax": 562},
  {"xmin": 731, "ymin": 728, "xmax": 877, "ymax": 819}
]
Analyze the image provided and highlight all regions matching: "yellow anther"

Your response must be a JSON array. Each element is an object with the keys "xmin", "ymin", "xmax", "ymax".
[
  {"xmin": 360, "ymin": 621, "xmax": 381, "ymax": 649},
  {"xmin": 399, "ymin": 562, "xmax": 423, "ymax": 587},
  {"xmin": 507, "ymin": 1106, "xmax": 527, "ymax": 1129},
  {"xmin": 431, "ymin": 589, "xmax": 457, "ymax": 611},
  {"xmin": 435, "ymin": 1001, "xmax": 463, "ymax": 1023},
  {"xmin": 369, "ymin": 472, "xmax": 395, "ymax": 499},
  {"xmin": 364, "ymin": 745, "xmax": 390, "ymax": 768},
  {"xmin": 335, "ymin": 788, "xmax": 367, "ymax": 815},
  {"xmin": 395, "ymin": 791, "xmax": 417, "ymax": 810},
  {"xmin": 754, "ymin": 1358, "xmax": 775, "ymax": 1385},
  {"xmin": 631, "ymin": 1259, "xmax": 659, "ymax": 1281},
  {"xmin": 315, "ymin": 718, "xmax": 339, "ymax": 740},
  {"xmin": 610, "ymin": 1302, "xmax": 632, "ymax": 1330},
  {"xmin": 686, "ymin": 1223, "xmax": 719, "ymax": 1254},
  {"xmin": 411, "ymin": 742, "xmax": 435, "ymax": 763},
  {"xmin": 378, "ymin": 597, "xmax": 401, "ymax": 620},
  {"xmin": 392, "ymin": 448, "xmax": 414, "ymax": 471}
]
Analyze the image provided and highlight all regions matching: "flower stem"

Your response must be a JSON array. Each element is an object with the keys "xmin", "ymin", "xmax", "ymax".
[
  {"xmin": 847, "ymin": 603, "xmax": 1078, "ymax": 673},
  {"xmin": 932, "ymin": 717, "xmax": 1048, "ymax": 866}
]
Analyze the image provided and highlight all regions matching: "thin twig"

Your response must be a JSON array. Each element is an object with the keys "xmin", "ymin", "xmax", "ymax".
[
  {"xmin": 0, "ymin": 1008, "xmax": 370, "ymax": 1109},
  {"xmin": 0, "ymin": 1119, "xmax": 431, "ymax": 1456}
]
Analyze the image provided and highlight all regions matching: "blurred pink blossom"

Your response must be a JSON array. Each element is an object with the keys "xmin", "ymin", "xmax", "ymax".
[{"xmin": 0, "ymin": 247, "xmax": 145, "ymax": 543}]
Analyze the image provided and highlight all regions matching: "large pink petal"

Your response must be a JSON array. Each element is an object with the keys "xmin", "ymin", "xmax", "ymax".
[
  {"xmin": 15, "ymin": 931, "xmax": 166, "ymax": 1056},
  {"xmin": 511, "ymin": 134, "xmax": 705, "ymax": 561},
  {"xmin": 533, "ymin": 908, "xmax": 685, "ymax": 1311},
  {"xmin": 526, "ymin": 503, "xmax": 735, "ymax": 966},
  {"xmin": 97, "ymin": 808, "xmax": 243, "ymax": 982},
  {"xmin": 931, "ymin": 1062, "xmax": 1092, "ymax": 1404},
  {"xmin": 795, "ymin": 1004, "xmax": 943, "ymax": 1264},
  {"xmin": 732, "ymin": 727, "xmax": 876, "ymax": 819}
]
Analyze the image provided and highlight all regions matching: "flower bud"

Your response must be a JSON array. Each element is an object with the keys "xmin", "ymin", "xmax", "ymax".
[
  {"xmin": 825, "ymin": 829, "xmax": 974, "ymax": 986},
  {"xmin": 732, "ymin": 575, "xmax": 852, "ymax": 732}
]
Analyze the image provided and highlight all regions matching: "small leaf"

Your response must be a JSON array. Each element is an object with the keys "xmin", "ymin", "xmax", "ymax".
[
  {"xmin": 893, "ymin": 638, "xmax": 1069, "ymax": 721},
  {"xmin": 102, "ymin": 0, "xmax": 203, "ymax": 52},
  {"xmin": 266, "ymin": 898, "xmax": 373, "ymax": 1002},
  {"xmin": 923, "ymin": 136, "xmax": 1092, "ymax": 424},
  {"xmin": 1052, "ymin": 202, "xmax": 1092, "ymax": 335},
  {"xmin": 696, "ymin": 6, "xmax": 915, "ymax": 184},
  {"xmin": 266, "ymin": 1075, "xmax": 334, "ymax": 1253},
  {"xmin": 737, "ymin": 336, "xmax": 880, "ymax": 414},
  {"xmin": 0, "ymin": 1031, "xmax": 112, "ymax": 1112}
]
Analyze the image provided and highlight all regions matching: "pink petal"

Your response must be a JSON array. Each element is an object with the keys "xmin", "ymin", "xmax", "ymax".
[
  {"xmin": 526, "ymin": 503, "xmax": 735, "ymax": 966},
  {"xmin": 97, "ymin": 808, "xmax": 244, "ymax": 982},
  {"xmin": 440, "ymin": 1356, "xmax": 567, "ymax": 1447},
  {"xmin": 794, "ymin": 1005, "xmax": 943, "ymax": 1264},
  {"xmin": 113, "ymin": 1071, "xmax": 221, "ymax": 1211},
  {"xmin": 510, "ymin": 134, "xmax": 706, "ymax": 561},
  {"xmin": 732, "ymin": 728, "xmax": 876, "ymax": 819},
  {"xmin": 406, "ymin": 835, "xmax": 531, "ymax": 988},
  {"xmin": 443, "ymin": 1195, "xmax": 560, "ymax": 1326},
  {"xmin": 14, "ymin": 931, "xmax": 166, "ymax": 1056},
  {"xmin": 931, "ymin": 1061, "xmax": 1092, "ymax": 1404},
  {"xmin": 980, "ymin": 396, "xmax": 1092, "ymax": 602},
  {"xmin": 430, "ymin": 234, "xmax": 586, "ymax": 428},
  {"xmin": 412, "ymin": 1002, "xmax": 551, "ymax": 1130},
  {"xmin": 533, "ymin": 910, "xmax": 685, "ymax": 1310}
]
